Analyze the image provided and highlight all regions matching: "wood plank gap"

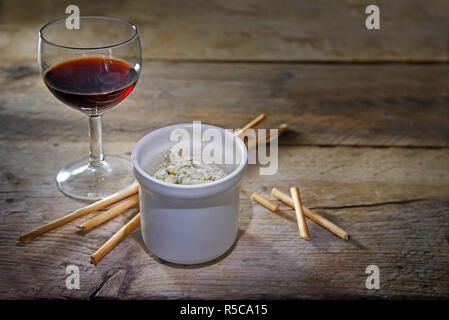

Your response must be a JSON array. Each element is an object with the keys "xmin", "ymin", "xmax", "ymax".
[
  {"xmin": 289, "ymin": 144, "xmax": 449, "ymax": 150},
  {"xmin": 142, "ymin": 58, "xmax": 449, "ymax": 65},
  {"xmin": 309, "ymin": 198, "xmax": 431, "ymax": 210}
]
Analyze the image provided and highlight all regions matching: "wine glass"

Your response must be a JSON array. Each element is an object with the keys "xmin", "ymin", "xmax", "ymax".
[{"xmin": 38, "ymin": 16, "xmax": 142, "ymax": 201}]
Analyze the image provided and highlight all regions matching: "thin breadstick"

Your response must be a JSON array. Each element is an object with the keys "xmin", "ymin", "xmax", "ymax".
[
  {"xmin": 77, "ymin": 194, "xmax": 139, "ymax": 232},
  {"xmin": 290, "ymin": 187, "xmax": 311, "ymax": 240},
  {"xmin": 90, "ymin": 213, "xmax": 141, "ymax": 265},
  {"xmin": 18, "ymin": 182, "xmax": 139, "ymax": 242},
  {"xmin": 235, "ymin": 114, "xmax": 266, "ymax": 138},
  {"xmin": 271, "ymin": 188, "xmax": 349, "ymax": 240},
  {"xmin": 247, "ymin": 123, "xmax": 288, "ymax": 150},
  {"xmin": 251, "ymin": 192, "xmax": 279, "ymax": 212}
]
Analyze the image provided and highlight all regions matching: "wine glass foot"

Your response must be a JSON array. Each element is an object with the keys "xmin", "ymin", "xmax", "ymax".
[{"xmin": 56, "ymin": 155, "xmax": 134, "ymax": 201}]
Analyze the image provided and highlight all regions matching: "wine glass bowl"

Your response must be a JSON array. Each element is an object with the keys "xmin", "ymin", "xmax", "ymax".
[{"xmin": 38, "ymin": 16, "xmax": 142, "ymax": 201}]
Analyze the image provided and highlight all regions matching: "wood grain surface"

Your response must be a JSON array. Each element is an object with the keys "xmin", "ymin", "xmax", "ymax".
[
  {"xmin": 0, "ymin": 0, "xmax": 448, "ymax": 299},
  {"xmin": 1, "ymin": 0, "xmax": 448, "ymax": 62},
  {"xmin": 1, "ymin": 60, "xmax": 448, "ymax": 147},
  {"xmin": 1, "ymin": 140, "xmax": 448, "ymax": 298}
]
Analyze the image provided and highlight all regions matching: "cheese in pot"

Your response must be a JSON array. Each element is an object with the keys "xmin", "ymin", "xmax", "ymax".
[{"xmin": 151, "ymin": 147, "xmax": 227, "ymax": 185}]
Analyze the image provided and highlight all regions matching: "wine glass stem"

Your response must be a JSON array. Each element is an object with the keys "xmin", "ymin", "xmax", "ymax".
[{"xmin": 88, "ymin": 114, "xmax": 104, "ymax": 167}]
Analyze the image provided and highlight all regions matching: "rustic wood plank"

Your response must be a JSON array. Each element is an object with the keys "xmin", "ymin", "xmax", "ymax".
[
  {"xmin": 1, "ymin": 0, "xmax": 448, "ymax": 62},
  {"xmin": 2, "ymin": 194, "xmax": 449, "ymax": 298},
  {"xmin": 2, "ymin": 141, "xmax": 448, "ymax": 206},
  {"xmin": 1, "ymin": 60, "xmax": 448, "ymax": 147},
  {"xmin": 1, "ymin": 141, "xmax": 448, "ymax": 298}
]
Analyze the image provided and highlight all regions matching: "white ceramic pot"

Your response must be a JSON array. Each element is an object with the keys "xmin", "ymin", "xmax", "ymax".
[{"xmin": 131, "ymin": 123, "xmax": 248, "ymax": 264}]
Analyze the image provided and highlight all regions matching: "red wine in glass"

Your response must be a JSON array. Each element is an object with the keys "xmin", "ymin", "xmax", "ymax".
[
  {"xmin": 44, "ymin": 57, "xmax": 138, "ymax": 114},
  {"xmin": 39, "ymin": 16, "xmax": 142, "ymax": 200}
]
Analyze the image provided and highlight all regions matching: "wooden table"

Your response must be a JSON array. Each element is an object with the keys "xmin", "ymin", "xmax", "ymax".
[{"xmin": 1, "ymin": 0, "xmax": 448, "ymax": 299}]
